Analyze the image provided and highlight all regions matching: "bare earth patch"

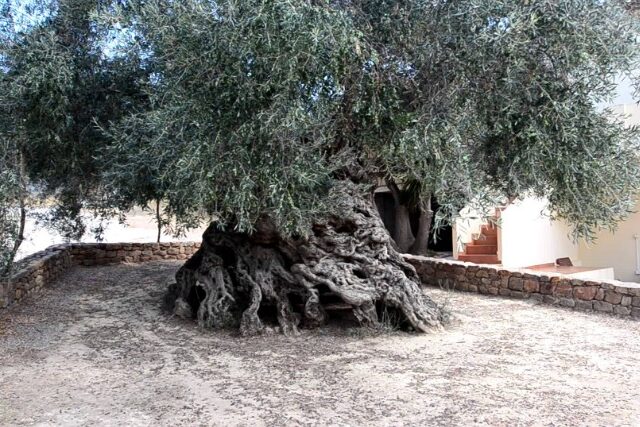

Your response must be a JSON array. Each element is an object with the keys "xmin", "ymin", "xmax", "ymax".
[{"xmin": 1, "ymin": 261, "xmax": 639, "ymax": 426}]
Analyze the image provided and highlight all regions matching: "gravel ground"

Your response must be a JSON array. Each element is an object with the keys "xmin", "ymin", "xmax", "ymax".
[{"xmin": 1, "ymin": 261, "xmax": 639, "ymax": 426}]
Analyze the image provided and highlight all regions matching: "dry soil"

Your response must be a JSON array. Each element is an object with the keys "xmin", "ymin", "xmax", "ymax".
[{"xmin": 1, "ymin": 261, "xmax": 639, "ymax": 426}]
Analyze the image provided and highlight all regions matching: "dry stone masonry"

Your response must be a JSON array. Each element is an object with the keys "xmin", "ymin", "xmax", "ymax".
[
  {"xmin": 404, "ymin": 255, "xmax": 640, "ymax": 319},
  {"xmin": 0, "ymin": 242, "xmax": 200, "ymax": 309},
  {"xmin": 2, "ymin": 243, "xmax": 640, "ymax": 321}
]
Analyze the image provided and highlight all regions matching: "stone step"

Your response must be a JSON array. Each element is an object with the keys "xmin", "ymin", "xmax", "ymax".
[
  {"xmin": 473, "ymin": 235, "xmax": 497, "ymax": 245},
  {"xmin": 457, "ymin": 254, "xmax": 500, "ymax": 264},
  {"xmin": 480, "ymin": 225, "xmax": 498, "ymax": 236},
  {"xmin": 465, "ymin": 244, "xmax": 498, "ymax": 255}
]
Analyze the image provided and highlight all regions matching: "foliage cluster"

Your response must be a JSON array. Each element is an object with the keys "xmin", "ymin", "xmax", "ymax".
[{"xmin": 1, "ymin": 0, "xmax": 640, "ymax": 271}]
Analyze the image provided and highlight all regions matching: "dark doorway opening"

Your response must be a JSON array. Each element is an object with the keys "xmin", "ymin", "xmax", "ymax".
[{"xmin": 374, "ymin": 190, "xmax": 453, "ymax": 253}]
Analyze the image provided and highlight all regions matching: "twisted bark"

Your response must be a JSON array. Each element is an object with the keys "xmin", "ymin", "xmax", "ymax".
[
  {"xmin": 409, "ymin": 197, "xmax": 433, "ymax": 256},
  {"xmin": 166, "ymin": 182, "xmax": 447, "ymax": 335}
]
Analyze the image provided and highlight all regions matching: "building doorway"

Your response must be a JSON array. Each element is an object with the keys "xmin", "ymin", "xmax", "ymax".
[{"xmin": 374, "ymin": 190, "xmax": 453, "ymax": 254}]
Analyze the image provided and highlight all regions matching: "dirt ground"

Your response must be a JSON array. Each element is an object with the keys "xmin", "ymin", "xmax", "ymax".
[{"xmin": 1, "ymin": 261, "xmax": 639, "ymax": 426}]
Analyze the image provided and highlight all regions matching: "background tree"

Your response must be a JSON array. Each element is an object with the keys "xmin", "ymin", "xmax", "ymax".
[
  {"xmin": 0, "ymin": 0, "xmax": 149, "ymax": 247},
  {"xmin": 0, "ymin": 138, "xmax": 26, "ymax": 276}
]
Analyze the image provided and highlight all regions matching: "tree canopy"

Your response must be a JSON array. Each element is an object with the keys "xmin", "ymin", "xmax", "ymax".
[{"xmin": 1, "ymin": 0, "xmax": 640, "ymax": 265}]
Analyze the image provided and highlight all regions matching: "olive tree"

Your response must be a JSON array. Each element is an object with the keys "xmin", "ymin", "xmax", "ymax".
[
  {"xmin": 2, "ymin": 0, "xmax": 639, "ymax": 334},
  {"xmin": 101, "ymin": 0, "xmax": 640, "ymax": 334}
]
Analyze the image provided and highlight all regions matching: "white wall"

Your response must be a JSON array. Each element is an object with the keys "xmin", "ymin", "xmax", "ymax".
[
  {"xmin": 578, "ymin": 206, "xmax": 640, "ymax": 283},
  {"xmin": 610, "ymin": 103, "xmax": 640, "ymax": 125},
  {"xmin": 499, "ymin": 198, "xmax": 579, "ymax": 269},
  {"xmin": 576, "ymin": 103, "xmax": 640, "ymax": 282},
  {"xmin": 16, "ymin": 207, "xmax": 207, "ymax": 261}
]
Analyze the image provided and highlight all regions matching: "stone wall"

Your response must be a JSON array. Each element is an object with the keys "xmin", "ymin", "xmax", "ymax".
[
  {"xmin": 404, "ymin": 255, "xmax": 640, "ymax": 319},
  {"xmin": 4, "ymin": 244, "xmax": 640, "ymax": 320},
  {"xmin": 0, "ymin": 242, "xmax": 200, "ymax": 309}
]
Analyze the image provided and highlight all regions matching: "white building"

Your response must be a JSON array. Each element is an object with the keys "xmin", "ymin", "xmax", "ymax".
[{"xmin": 454, "ymin": 103, "xmax": 640, "ymax": 282}]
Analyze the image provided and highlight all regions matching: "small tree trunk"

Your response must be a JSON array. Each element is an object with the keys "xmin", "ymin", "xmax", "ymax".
[
  {"xmin": 394, "ymin": 205, "xmax": 415, "ymax": 253},
  {"xmin": 386, "ymin": 179, "xmax": 415, "ymax": 253},
  {"xmin": 3, "ymin": 153, "xmax": 27, "ymax": 277},
  {"xmin": 2, "ymin": 203, "xmax": 26, "ymax": 277},
  {"xmin": 166, "ymin": 181, "xmax": 448, "ymax": 336},
  {"xmin": 155, "ymin": 199, "xmax": 162, "ymax": 243},
  {"xmin": 410, "ymin": 196, "xmax": 433, "ymax": 256}
]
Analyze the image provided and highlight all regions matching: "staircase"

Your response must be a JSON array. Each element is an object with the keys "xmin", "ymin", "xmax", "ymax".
[{"xmin": 458, "ymin": 223, "xmax": 500, "ymax": 264}]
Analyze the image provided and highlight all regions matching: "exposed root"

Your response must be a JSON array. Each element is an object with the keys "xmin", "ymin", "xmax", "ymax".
[{"xmin": 167, "ymin": 182, "xmax": 447, "ymax": 335}]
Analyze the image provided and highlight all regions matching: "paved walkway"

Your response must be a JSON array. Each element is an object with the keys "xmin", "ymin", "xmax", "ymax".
[{"xmin": 1, "ymin": 261, "xmax": 639, "ymax": 426}]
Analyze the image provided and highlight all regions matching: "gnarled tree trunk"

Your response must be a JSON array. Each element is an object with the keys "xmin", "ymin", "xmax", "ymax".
[
  {"xmin": 409, "ymin": 197, "xmax": 433, "ymax": 256},
  {"xmin": 166, "ymin": 182, "xmax": 447, "ymax": 335},
  {"xmin": 386, "ymin": 179, "xmax": 415, "ymax": 253}
]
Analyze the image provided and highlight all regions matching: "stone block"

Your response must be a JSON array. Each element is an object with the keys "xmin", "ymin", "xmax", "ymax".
[
  {"xmin": 594, "ymin": 301, "xmax": 613, "ymax": 313},
  {"xmin": 573, "ymin": 286, "xmax": 597, "ymax": 301},
  {"xmin": 476, "ymin": 270, "xmax": 489, "ymax": 278},
  {"xmin": 632, "ymin": 297, "xmax": 640, "ymax": 307},
  {"xmin": 523, "ymin": 279, "xmax": 539, "ymax": 293},
  {"xmin": 595, "ymin": 288, "xmax": 605, "ymax": 301},
  {"xmin": 614, "ymin": 306, "xmax": 631, "ymax": 316},
  {"xmin": 539, "ymin": 282, "xmax": 554, "ymax": 295},
  {"xmin": 509, "ymin": 277, "xmax": 524, "ymax": 291},
  {"xmin": 500, "ymin": 277, "xmax": 509, "ymax": 288},
  {"xmin": 632, "ymin": 308, "xmax": 640, "ymax": 318},
  {"xmin": 604, "ymin": 291, "xmax": 622, "ymax": 305},
  {"xmin": 613, "ymin": 285, "xmax": 637, "ymax": 296},
  {"xmin": 554, "ymin": 283, "xmax": 573, "ymax": 298},
  {"xmin": 498, "ymin": 269, "xmax": 511, "ymax": 277},
  {"xmin": 530, "ymin": 294, "xmax": 544, "ymax": 303},
  {"xmin": 575, "ymin": 300, "xmax": 593, "ymax": 311},
  {"xmin": 621, "ymin": 296, "xmax": 632, "ymax": 307},
  {"xmin": 558, "ymin": 298, "xmax": 576, "ymax": 308}
]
